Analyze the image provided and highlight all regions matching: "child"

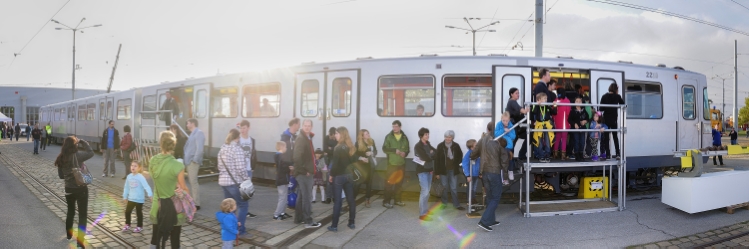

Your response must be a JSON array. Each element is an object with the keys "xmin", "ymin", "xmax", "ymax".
[
  {"xmin": 531, "ymin": 92, "xmax": 557, "ymax": 163},
  {"xmin": 274, "ymin": 141, "xmax": 293, "ymax": 220},
  {"xmin": 568, "ymin": 96, "xmax": 589, "ymax": 162},
  {"xmin": 552, "ymin": 89, "xmax": 570, "ymax": 160},
  {"xmin": 462, "ymin": 139, "xmax": 481, "ymax": 208},
  {"xmin": 312, "ymin": 148, "xmax": 326, "ymax": 203},
  {"xmin": 216, "ymin": 198, "xmax": 239, "ymax": 249},
  {"xmin": 712, "ymin": 125, "xmax": 724, "ymax": 166},
  {"xmin": 494, "ymin": 112, "xmax": 516, "ymax": 178},
  {"xmin": 588, "ymin": 112, "xmax": 608, "ymax": 161},
  {"xmin": 121, "ymin": 162, "xmax": 153, "ymax": 233}
]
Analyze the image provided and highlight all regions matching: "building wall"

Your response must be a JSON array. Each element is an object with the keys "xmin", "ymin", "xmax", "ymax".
[{"xmin": 0, "ymin": 87, "xmax": 107, "ymax": 125}]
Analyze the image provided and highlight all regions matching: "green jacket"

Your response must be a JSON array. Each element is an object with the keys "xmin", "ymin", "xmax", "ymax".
[
  {"xmin": 149, "ymin": 153, "xmax": 187, "ymax": 226},
  {"xmin": 382, "ymin": 131, "xmax": 410, "ymax": 166}
]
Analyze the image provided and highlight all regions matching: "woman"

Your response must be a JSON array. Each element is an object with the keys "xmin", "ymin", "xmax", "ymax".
[
  {"xmin": 322, "ymin": 127, "xmax": 337, "ymax": 204},
  {"xmin": 149, "ymin": 131, "xmax": 190, "ymax": 248},
  {"xmin": 55, "ymin": 136, "xmax": 94, "ymax": 248},
  {"xmin": 506, "ymin": 88, "xmax": 529, "ymax": 161},
  {"xmin": 599, "ymin": 83, "xmax": 625, "ymax": 159},
  {"xmin": 327, "ymin": 126, "xmax": 358, "ymax": 232},
  {"xmin": 170, "ymin": 124, "xmax": 187, "ymax": 163},
  {"xmin": 217, "ymin": 129, "xmax": 251, "ymax": 234},
  {"xmin": 414, "ymin": 127, "xmax": 436, "ymax": 221},
  {"xmin": 355, "ymin": 129, "xmax": 378, "ymax": 208},
  {"xmin": 434, "ymin": 130, "xmax": 464, "ymax": 210},
  {"xmin": 120, "ymin": 125, "xmax": 137, "ymax": 180}
]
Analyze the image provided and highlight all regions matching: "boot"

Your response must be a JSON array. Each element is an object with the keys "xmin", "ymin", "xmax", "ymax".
[
  {"xmin": 552, "ymin": 150, "xmax": 559, "ymax": 159},
  {"xmin": 561, "ymin": 151, "xmax": 567, "ymax": 161}
]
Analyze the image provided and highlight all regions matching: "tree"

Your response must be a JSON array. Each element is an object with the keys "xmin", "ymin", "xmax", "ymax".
[{"xmin": 739, "ymin": 97, "xmax": 749, "ymax": 126}]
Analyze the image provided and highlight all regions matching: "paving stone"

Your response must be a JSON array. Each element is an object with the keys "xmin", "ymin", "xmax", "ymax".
[
  {"xmin": 643, "ymin": 245, "xmax": 659, "ymax": 249},
  {"xmin": 681, "ymin": 242, "xmax": 694, "ymax": 247},
  {"xmin": 656, "ymin": 241, "xmax": 671, "ymax": 247}
]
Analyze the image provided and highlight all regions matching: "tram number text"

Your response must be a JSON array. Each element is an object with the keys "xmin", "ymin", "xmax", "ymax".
[{"xmin": 646, "ymin": 72, "xmax": 659, "ymax": 79}]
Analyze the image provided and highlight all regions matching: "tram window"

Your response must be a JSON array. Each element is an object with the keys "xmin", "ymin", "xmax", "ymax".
[
  {"xmin": 68, "ymin": 106, "xmax": 74, "ymax": 120},
  {"xmin": 78, "ymin": 105, "xmax": 87, "ymax": 121},
  {"xmin": 107, "ymin": 101, "xmax": 113, "ymax": 119},
  {"xmin": 211, "ymin": 87, "xmax": 238, "ymax": 118},
  {"xmin": 501, "ymin": 75, "xmax": 524, "ymax": 114},
  {"xmin": 442, "ymin": 75, "xmax": 492, "ymax": 117},
  {"xmin": 54, "ymin": 108, "xmax": 59, "ymax": 121},
  {"xmin": 378, "ymin": 75, "xmax": 435, "ymax": 117},
  {"xmin": 624, "ymin": 81, "xmax": 662, "ymax": 119},
  {"xmin": 332, "ymin": 78, "xmax": 352, "ymax": 117},
  {"xmin": 195, "ymin": 90, "xmax": 208, "ymax": 118},
  {"xmin": 99, "ymin": 100, "xmax": 107, "ymax": 120},
  {"xmin": 597, "ymin": 78, "xmax": 616, "ymax": 104},
  {"xmin": 60, "ymin": 107, "xmax": 66, "ymax": 121},
  {"xmin": 117, "ymin": 99, "xmax": 131, "ymax": 120},
  {"xmin": 143, "ymin": 95, "xmax": 156, "ymax": 119},
  {"xmin": 87, "ymin": 103, "xmax": 95, "ymax": 120},
  {"xmin": 242, "ymin": 83, "xmax": 281, "ymax": 118},
  {"xmin": 682, "ymin": 86, "xmax": 696, "ymax": 120},
  {"xmin": 703, "ymin": 88, "xmax": 710, "ymax": 120},
  {"xmin": 300, "ymin": 80, "xmax": 319, "ymax": 117}
]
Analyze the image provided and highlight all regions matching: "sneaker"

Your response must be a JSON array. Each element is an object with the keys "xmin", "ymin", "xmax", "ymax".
[
  {"xmin": 614, "ymin": 155, "xmax": 621, "ymax": 159},
  {"xmin": 282, "ymin": 213, "xmax": 293, "ymax": 219},
  {"xmin": 312, "ymin": 201, "xmax": 317, "ymax": 204},
  {"xmin": 490, "ymin": 221, "xmax": 500, "ymax": 227},
  {"xmin": 395, "ymin": 201, "xmax": 406, "ymax": 207},
  {"xmin": 305, "ymin": 222, "xmax": 322, "ymax": 229},
  {"xmin": 509, "ymin": 172, "xmax": 515, "ymax": 181},
  {"xmin": 591, "ymin": 155, "xmax": 599, "ymax": 161},
  {"xmin": 327, "ymin": 226, "xmax": 338, "ymax": 232},
  {"xmin": 419, "ymin": 215, "xmax": 433, "ymax": 221},
  {"xmin": 477, "ymin": 222, "xmax": 493, "ymax": 231},
  {"xmin": 348, "ymin": 223, "xmax": 355, "ymax": 229},
  {"xmin": 110, "ymin": 175, "xmax": 115, "ymax": 178},
  {"xmin": 247, "ymin": 212, "xmax": 257, "ymax": 218},
  {"xmin": 382, "ymin": 203, "xmax": 394, "ymax": 209},
  {"xmin": 600, "ymin": 153, "xmax": 607, "ymax": 159},
  {"xmin": 132, "ymin": 227, "xmax": 142, "ymax": 233},
  {"xmin": 456, "ymin": 206, "xmax": 466, "ymax": 211},
  {"xmin": 102, "ymin": 174, "xmax": 107, "ymax": 177},
  {"xmin": 273, "ymin": 215, "xmax": 285, "ymax": 220},
  {"xmin": 121, "ymin": 225, "xmax": 130, "ymax": 232}
]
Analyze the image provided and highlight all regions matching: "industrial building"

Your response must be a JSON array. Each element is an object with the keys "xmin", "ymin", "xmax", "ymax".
[{"xmin": 0, "ymin": 86, "xmax": 107, "ymax": 125}]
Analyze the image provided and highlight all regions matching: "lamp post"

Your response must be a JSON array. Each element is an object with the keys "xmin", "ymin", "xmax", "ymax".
[
  {"xmin": 445, "ymin": 18, "xmax": 499, "ymax": 56},
  {"xmin": 51, "ymin": 18, "xmax": 102, "ymax": 100}
]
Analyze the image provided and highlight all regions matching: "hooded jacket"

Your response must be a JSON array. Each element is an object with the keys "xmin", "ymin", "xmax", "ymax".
[
  {"xmin": 280, "ymin": 129, "xmax": 297, "ymax": 168},
  {"xmin": 60, "ymin": 140, "xmax": 94, "ymax": 189},
  {"xmin": 434, "ymin": 141, "xmax": 463, "ymax": 176},
  {"xmin": 216, "ymin": 211, "xmax": 239, "ymax": 241},
  {"xmin": 382, "ymin": 131, "xmax": 410, "ymax": 166},
  {"xmin": 292, "ymin": 130, "xmax": 316, "ymax": 176}
]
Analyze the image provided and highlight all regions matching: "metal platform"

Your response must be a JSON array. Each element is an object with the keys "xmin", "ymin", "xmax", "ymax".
[
  {"xmin": 523, "ymin": 199, "xmax": 618, "ymax": 217},
  {"xmin": 523, "ymin": 160, "xmax": 622, "ymax": 168}
]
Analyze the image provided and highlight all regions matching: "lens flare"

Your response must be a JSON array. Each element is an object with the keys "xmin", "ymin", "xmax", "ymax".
[
  {"xmin": 387, "ymin": 169, "xmax": 403, "ymax": 185},
  {"xmin": 419, "ymin": 205, "xmax": 477, "ymax": 248}
]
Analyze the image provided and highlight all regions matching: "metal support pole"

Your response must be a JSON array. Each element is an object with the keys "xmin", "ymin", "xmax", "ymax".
[
  {"xmin": 525, "ymin": 103, "xmax": 531, "ymax": 216},
  {"xmin": 472, "ymin": 31, "xmax": 476, "ymax": 56},
  {"xmin": 734, "ymin": 40, "xmax": 739, "ymax": 131},
  {"xmin": 535, "ymin": 0, "xmax": 544, "ymax": 57},
  {"xmin": 72, "ymin": 31, "xmax": 76, "ymax": 100}
]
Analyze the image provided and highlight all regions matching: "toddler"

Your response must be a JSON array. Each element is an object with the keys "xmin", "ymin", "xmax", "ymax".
[
  {"xmin": 216, "ymin": 198, "xmax": 239, "ymax": 249},
  {"xmin": 312, "ymin": 148, "xmax": 326, "ymax": 203},
  {"xmin": 589, "ymin": 112, "xmax": 608, "ymax": 161},
  {"xmin": 121, "ymin": 162, "xmax": 152, "ymax": 233}
]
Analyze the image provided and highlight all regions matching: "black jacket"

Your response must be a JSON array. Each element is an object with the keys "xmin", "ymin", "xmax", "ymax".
[
  {"xmin": 414, "ymin": 140, "xmax": 436, "ymax": 173},
  {"xmin": 599, "ymin": 92, "xmax": 625, "ymax": 125},
  {"xmin": 730, "ymin": 130, "xmax": 738, "ymax": 140},
  {"xmin": 60, "ymin": 140, "xmax": 94, "ymax": 189},
  {"xmin": 292, "ymin": 131, "xmax": 316, "ymax": 176},
  {"xmin": 324, "ymin": 135, "xmax": 337, "ymax": 165},
  {"xmin": 173, "ymin": 135, "xmax": 187, "ymax": 159},
  {"xmin": 160, "ymin": 97, "xmax": 180, "ymax": 120},
  {"xmin": 530, "ymin": 105, "xmax": 557, "ymax": 122},
  {"xmin": 434, "ymin": 141, "xmax": 463, "ymax": 176},
  {"xmin": 532, "ymin": 81, "xmax": 554, "ymax": 103},
  {"xmin": 274, "ymin": 153, "xmax": 289, "ymax": 186},
  {"xmin": 568, "ymin": 108, "xmax": 589, "ymax": 129},
  {"xmin": 330, "ymin": 145, "xmax": 356, "ymax": 176},
  {"xmin": 100, "ymin": 128, "xmax": 121, "ymax": 150},
  {"xmin": 280, "ymin": 129, "xmax": 297, "ymax": 168},
  {"xmin": 31, "ymin": 128, "xmax": 42, "ymax": 140}
]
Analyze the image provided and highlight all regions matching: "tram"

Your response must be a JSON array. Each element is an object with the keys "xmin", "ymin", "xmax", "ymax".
[{"xmin": 40, "ymin": 55, "xmax": 711, "ymax": 191}]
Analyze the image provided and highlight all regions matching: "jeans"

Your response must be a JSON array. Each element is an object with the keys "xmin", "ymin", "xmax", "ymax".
[
  {"xmin": 150, "ymin": 225, "xmax": 181, "ymax": 248},
  {"xmin": 417, "ymin": 172, "xmax": 432, "ymax": 216},
  {"xmin": 222, "ymin": 241, "xmax": 234, "ymax": 249},
  {"xmin": 33, "ymin": 139, "xmax": 39, "ymax": 154},
  {"xmin": 533, "ymin": 132, "xmax": 551, "ymax": 158},
  {"xmin": 480, "ymin": 173, "xmax": 503, "ymax": 226},
  {"xmin": 573, "ymin": 132, "xmax": 586, "ymax": 154},
  {"xmin": 187, "ymin": 162, "xmax": 201, "ymax": 206},
  {"xmin": 332, "ymin": 174, "xmax": 356, "ymax": 227},
  {"xmin": 731, "ymin": 139, "xmax": 738, "ymax": 145},
  {"xmin": 275, "ymin": 185, "xmax": 288, "ymax": 216},
  {"xmin": 466, "ymin": 177, "xmax": 481, "ymax": 205},
  {"xmin": 294, "ymin": 174, "xmax": 314, "ymax": 224},
  {"xmin": 125, "ymin": 201, "xmax": 144, "ymax": 227},
  {"xmin": 440, "ymin": 171, "xmax": 459, "ymax": 208},
  {"xmin": 222, "ymin": 185, "xmax": 249, "ymax": 234},
  {"xmin": 65, "ymin": 187, "xmax": 88, "ymax": 248},
  {"xmin": 103, "ymin": 148, "xmax": 117, "ymax": 176},
  {"xmin": 383, "ymin": 164, "xmax": 404, "ymax": 204},
  {"xmin": 26, "ymin": 132, "xmax": 30, "ymax": 141}
]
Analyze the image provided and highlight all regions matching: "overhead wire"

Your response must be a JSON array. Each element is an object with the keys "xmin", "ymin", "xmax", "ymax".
[
  {"xmin": 9, "ymin": 0, "xmax": 71, "ymax": 68},
  {"xmin": 732, "ymin": 0, "xmax": 749, "ymax": 11},
  {"xmin": 477, "ymin": 6, "xmax": 501, "ymax": 48}
]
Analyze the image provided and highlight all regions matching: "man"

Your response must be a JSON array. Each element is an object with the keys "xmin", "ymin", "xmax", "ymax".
[
  {"xmin": 260, "ymin": 98, "xmax": 276, "ymax": 116},
  {"xmin": 160, "ymin": 91, "xmax": 180, "ymax": 127},
  {"xmin": 471, "ymin": 122, "xmax": 509, "ymax": 232},
  {"xmin": 100, "ymin": 120, "xmax": 120, "ymax": 177},
  {"xmin": 31, "ymin": 124, "xmax": 42, "ymax": 155},
  {"xmin": 184, "ymin": 118, "xmax": 205, "ymax": 210},
  {"xmin": 382, "ymin": 120, "xmax": 409, "ymax": 208},
  {"xmin": 292, "ymin": 119, "xmax": 322, "ymax": 228},
  {"xmin": 532, "ymin": 68, "xmax": 555, "ymax": 103},
  {"xmin": 239, "ymin": 120, "xmax": 259, "ymax": 218},
  {"xmin": 416, "ymin": 104, "xmax": 425, "ymax": 116},
  {"xmin": 434, "ymin": 130, "xmax": 464, "ymax": 210},
  {"xmin": 46, "ymin": 123, "xmax": 52, "ymax": 146},
  {"xmin": 40, "ymin": 122, "xmax": 48, "ymax": 151},
  {"xmin": 14, "ymin": 123, "xmax": 20, "ymax": 141},
  {"xmin": 25, "ymin": 124, "xmax": 31, "ymax": 141},
  {"xmin": 278, "ymin": 118, "xmax": 299, "ymax": 220},
  {"xmin": 730, "ymin": 127, "xmax": 738, "ymax": 145}
]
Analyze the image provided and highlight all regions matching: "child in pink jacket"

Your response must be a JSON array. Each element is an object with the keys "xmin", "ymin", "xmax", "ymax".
[{"xmin": 552, "ymin": 90, "xmax": 571, "ymax": 160}]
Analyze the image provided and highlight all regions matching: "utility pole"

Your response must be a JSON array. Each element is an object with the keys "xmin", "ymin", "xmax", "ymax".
[
  {"xmin": 535, "ymin": 0, "xmax": 544, "ymax": 57},
  {"xmin": 51, "ymin": 18, "xmax": 102, "ymax": 100},
  {"xmin": 734, "ymin": 40, "xmax": 739, "ymax": 131},
  {"xmin": 107, "ymin": 44, "xmax": 122, "ymax": 93},
  {"xmin": 713, "ymin": 74, "xmax": 730, "ymax": 130},
  {"xmin": 445, "ymin": 18, "xmax": 499, "ymax": 56}
]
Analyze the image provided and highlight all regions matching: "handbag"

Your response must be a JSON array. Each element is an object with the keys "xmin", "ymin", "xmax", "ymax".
[
  {"xmin": 153, "ymin": 169, "xmax": 197, "ymax": 222},
  {"xmin": 72, "ymin": 155, "xmax": 93, "ymax": 186},
  {"xmin": 220, "ymin": 157, "xmax": 254, "ymax": 201},
  {"xmin": 348, "ymin": 161, "xmax": 364, "ymax": 183}
]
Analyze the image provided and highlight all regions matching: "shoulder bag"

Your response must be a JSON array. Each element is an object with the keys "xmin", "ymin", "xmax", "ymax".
[
  {"xmin": 220, "ymin": 156, "xmax": 255, "ymax": 201},
  {"xmin": 72, "ymin": 155, "xmax": 93, "ymax": 186},
  {"xmin": 153, "ymin": 166, "xmax": 196, "ymax": 222}
]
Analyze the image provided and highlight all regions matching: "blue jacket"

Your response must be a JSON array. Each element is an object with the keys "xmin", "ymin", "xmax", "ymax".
[
  {"xmin": 462, "ymin": 149, "xmax": 480, "ymax": 177},
  {"xmin": 713, "ymin": 129, "xmax": 722, "ymax": 146},
  {"xmin": 589, "ymin": 121, "xmax": 608, "ymax": 139},
  {"xmin": 184, "ymin": 128, "xmax": 205, "ymax": 166},
  {"xmin": 122, "ymin": 173, "xmax": 153, "ymax": 203},
  {"xmin": 215, "ymin": 211, "xmax": 238, "ymax": 241},
  {"xmin": 494, "ymin": 121, "xmax": 516, "ymax": 149}
]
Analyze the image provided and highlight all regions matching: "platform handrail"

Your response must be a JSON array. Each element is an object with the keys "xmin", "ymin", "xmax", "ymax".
[{"xmin": 495, "ymin": 117, "xmax": 527, "ymax": 141}]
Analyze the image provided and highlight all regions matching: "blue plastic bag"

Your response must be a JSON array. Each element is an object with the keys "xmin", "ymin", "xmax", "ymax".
[{"xmin": 287, "ymin": 175, "xmax": 298, "ymax": 208}]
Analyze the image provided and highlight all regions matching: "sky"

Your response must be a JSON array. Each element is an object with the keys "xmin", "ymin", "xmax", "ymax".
[{"xmin": 1, "ymin": 0, "xmax": 748, "ymax": 113}]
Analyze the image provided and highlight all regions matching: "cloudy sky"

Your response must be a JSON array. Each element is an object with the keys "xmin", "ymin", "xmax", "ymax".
[{"xmin": 1, "ymin": 0, "xmax": 748, "ymax": 112}]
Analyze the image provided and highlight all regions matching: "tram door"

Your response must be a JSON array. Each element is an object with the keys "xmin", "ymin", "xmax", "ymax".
[
  {"xmin": 98, "ymin": 97, "xmax": 114, "ymax": 138},
  {"xmin": 296, "ymin": 73, "xmax": 325, "ymax": 147},
  {"xmin": 325, "ymin": 71, "xmax": 358, "ymax": 139},
  {"xmin": 677, "ymin": 79, "xmax": 700, "ymax": 151},
  {"xmin": 491, "ymin": 66, "xmax": 532, "ymax": 126},
  {"xmin": 68, "ymin": 103, "xmax": 76, "ymax": 136},
  {"xmin": 591, "ymin": 70, "xmax": 624, "ymax": 155},
  {"xmin": 192, "ymin": 84, "xmax": 211, "ymax": 147}
]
